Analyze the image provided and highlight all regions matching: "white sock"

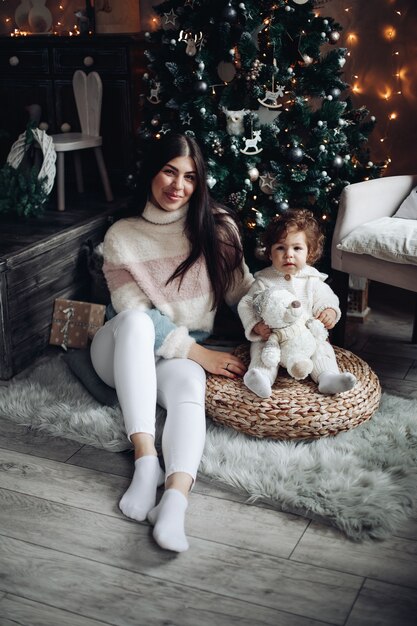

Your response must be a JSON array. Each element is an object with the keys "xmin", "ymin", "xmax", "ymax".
[
  {"xmin": 318, "ymin": 371, "xmax": 357, "ymax": 395},
  {"xmin": 147, "ymin": 488, "xmax": 189, "ymax": 553},
  {"xmin": 119, "ymin": 455, "xmax": 165, "ymax": 522},
  {"xmin": 244, "ymin": 368, "xmax": 272, "ymax": 398}
]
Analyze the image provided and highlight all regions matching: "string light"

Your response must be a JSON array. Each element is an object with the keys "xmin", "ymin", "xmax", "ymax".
[{"xmin": 321, "ymin": 0, "xmax": 409, "ymax": 169}]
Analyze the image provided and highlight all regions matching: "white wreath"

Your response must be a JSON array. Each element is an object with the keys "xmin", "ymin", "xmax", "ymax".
[{"xmin": 7, "ymin": 127, "xmax": 56, "ymax": 195}]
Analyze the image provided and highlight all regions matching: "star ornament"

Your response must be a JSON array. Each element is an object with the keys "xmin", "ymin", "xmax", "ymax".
[
  {"xmin": 259, "ymin": 172, "xmax": 278, "ymax": 194},
  {"xmin": 163, "ymin": 9, "xmax": 179, "ymax": 28}
]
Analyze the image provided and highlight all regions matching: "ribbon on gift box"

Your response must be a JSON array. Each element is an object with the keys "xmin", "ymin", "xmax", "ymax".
[{"xmin": 60, "ymin": 306, "xmax": 75, "ymax": 351}]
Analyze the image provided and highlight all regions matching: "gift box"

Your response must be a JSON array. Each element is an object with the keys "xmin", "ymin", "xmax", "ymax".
[{"xmin": 49, "ymin": 299, "xmax": 106, "ymax": 350}]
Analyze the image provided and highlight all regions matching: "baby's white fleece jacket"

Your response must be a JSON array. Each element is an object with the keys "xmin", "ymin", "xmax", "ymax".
[
  {"xmin": 238, "ymin": 265, "xmax": 341, "ymax": 342},
  {"xmin": 103, "ymin": 200, "xmax": 254, "ymax": 359}
]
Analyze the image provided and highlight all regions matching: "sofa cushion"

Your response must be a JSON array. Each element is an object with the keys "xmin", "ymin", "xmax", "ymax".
[
  {"xmin": 337, "ymin": 216, "xmax": 417, "ymax": 265},
  {"xmin": 394, "ymin": 186, "xmax": 417, "ymax": 220}
]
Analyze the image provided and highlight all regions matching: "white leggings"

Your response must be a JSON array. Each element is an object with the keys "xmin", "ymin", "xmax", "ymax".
[{"xmin": 90, "ymin": 310, "xmax": 207, "ymax": 482}]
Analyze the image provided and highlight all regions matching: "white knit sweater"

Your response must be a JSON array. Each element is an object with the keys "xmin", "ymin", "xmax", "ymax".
[
  {"xmin": 238, "ymin": 264, "xmax": 341, "ymax": 342},
  {"xmin": 103, "ymin": 200, "xmax": 254, "ymax": 359}
]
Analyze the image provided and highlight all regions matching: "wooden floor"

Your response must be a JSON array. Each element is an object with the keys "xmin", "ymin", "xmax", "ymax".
[{"xmin": 0, "ymin": 283, "xmax": 416, "ymax": 626}]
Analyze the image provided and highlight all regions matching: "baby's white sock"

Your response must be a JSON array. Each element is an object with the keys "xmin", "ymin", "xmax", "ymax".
[
  {"xmin": 318, "ymin": 371, "xmax": 357, "ymax": 395},
  {"xmin": 244, "ymin": 368, "xmax": 272, "ymax": 398},
  {"xmin": 119, "ymin": 455, "xmax": 165, "ymax": 522},
  {"xmin": 147, "ymin": 488, "xmax": 189, "ymax": 553}
]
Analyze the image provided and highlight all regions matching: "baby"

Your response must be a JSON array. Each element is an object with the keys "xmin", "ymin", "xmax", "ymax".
[{"xmin": 238, "ymin": 209, "xmax": 357, "ymax": 397}]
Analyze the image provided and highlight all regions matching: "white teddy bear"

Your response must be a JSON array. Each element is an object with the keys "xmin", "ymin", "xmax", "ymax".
[{"xmin": 243, "ymin": 287, "xmax": 329, "ymax": 397}]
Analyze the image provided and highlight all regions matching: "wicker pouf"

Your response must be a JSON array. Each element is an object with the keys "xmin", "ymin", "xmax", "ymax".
[{"xmin": 206, "ymin": 345, "xmax": 381, "ymax": 440}]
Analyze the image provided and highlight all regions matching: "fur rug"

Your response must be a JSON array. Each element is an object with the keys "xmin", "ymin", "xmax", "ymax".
[{"xmin": 1, "ymin": 353, "xmax": 416, "ymax": 541}]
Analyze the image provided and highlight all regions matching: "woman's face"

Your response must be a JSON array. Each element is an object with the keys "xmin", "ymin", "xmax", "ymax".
[{"xmin": 150, "ymin": 156, "xmax": 197, "ymax": 212}]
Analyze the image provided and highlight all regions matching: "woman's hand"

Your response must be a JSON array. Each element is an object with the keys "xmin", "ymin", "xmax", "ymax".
[
  {"xmin": 188, "ymin": 344, "xmax": 246, "ymax": 379},
  {"xmin": 316, "ymin": 308, "xmax": 337, "ymax": 329},
  {"xmin": 253, "ymin": 321, "xmax": 271, "ymax": 340}
]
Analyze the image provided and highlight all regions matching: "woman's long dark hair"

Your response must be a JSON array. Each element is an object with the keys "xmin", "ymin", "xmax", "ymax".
[{"xmin": 133, "ymin": 133, "xmax": 244, "ymax": 309}]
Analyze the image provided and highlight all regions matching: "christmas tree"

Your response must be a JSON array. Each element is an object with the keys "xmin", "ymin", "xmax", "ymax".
[{"xmin": 137, "ymin": 0, "xmax": 383, "ymax": 269}]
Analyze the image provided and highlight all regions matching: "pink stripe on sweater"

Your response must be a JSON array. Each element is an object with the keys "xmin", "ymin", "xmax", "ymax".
[
  {"xmin": 105, "ymin": 255, "xmax": 211, "ymax": 306},
  {"xmin": 103, "ymin": 264, "xmax": 133, "ymax": 292}
]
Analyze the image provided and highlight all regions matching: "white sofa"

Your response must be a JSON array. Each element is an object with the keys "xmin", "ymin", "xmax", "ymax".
[{"xmin": 331, "ymin": 175, "xmax": 417, "ymax": 346}]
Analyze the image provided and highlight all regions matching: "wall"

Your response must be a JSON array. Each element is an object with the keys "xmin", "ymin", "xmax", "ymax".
[{"xmin": 314, "ymin": 0, "xmax": 417, "ymax": 176}]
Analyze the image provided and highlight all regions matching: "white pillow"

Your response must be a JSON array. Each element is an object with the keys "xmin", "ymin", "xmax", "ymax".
[
  {"xmin": 394, "ymin": 186, "xmax": 417, "ymax": 219},
  {"xmin": 337, "ymin": 216, "xmax": 417, "ymax": 265}
]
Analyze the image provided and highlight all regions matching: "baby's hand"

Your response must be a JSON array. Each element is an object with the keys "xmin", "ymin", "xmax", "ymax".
[
  {"xmin": 253, "ymin": 321, "xmax": 271, "ymax": 340},
  {"xmin": 316, "ymin": 308, "xmax": 337, "ymax": 329}
]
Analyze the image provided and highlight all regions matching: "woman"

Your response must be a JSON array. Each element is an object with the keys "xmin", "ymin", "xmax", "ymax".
[{"xmin": 91, "ymin": 133, "xmax": 254, "ymax": 552}]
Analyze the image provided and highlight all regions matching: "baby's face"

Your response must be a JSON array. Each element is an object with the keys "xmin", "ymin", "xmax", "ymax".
[{"xmin": 269, "ymin": 228, "xmax": 308, "ymax": 274}]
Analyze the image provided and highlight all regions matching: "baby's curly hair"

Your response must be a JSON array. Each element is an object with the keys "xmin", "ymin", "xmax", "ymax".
[{"xmin": 262, "ymin": 209, "xmax": 325, "ymax": 265}]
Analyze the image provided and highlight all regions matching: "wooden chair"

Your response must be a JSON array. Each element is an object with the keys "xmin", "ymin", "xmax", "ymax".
[
  {"xmin": 331, "ymin": 175, "xmax": 417, "ymax": 346},
  {"xmin": 51, "ymin": 70, "xmax": 114, "ymax": 211}
]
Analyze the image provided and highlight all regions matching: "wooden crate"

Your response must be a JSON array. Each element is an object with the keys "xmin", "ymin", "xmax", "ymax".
[{"xmin": 0, "ymin": 203, "xmax": 125, "ymax": 379}]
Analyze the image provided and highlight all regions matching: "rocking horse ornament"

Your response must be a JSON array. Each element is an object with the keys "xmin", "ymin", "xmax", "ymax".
[
  {"xmin": 258, "ymin": 80, "xmax": 285, "ymax": 110},
  {"xmin": 147, "ymin": 82, "xmax": 161, "ymax": 104},
  {"xmin": 258, "ymin": 52, "xmax": 285, "ymax": 110},
  {"xmin": 240, "ymin": 129, "xmax": 263, "ymax": 155}
]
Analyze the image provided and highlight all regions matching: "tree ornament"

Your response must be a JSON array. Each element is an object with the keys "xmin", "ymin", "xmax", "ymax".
[
  {"xmin": 217, "ymin": 61, "xmax": 236, "ymax": 83},
  {"xmin": 276, "ymin": 200, "xmax": 289, "ymax": 212},
  {"xmin": 333, "ymin": 155, "xmax": 343, "ymax": 168},
  {"xmin": 211, "ymin": 136, "xmax": 224, "ymax": 156},
  {"xmin": 246, "ymin": 59, "xmax": 261, "ymax": 83},
  {"xmin": 317, "ymin": 120, "xmax": 324, "ymax": 127},
  {"xmin": 257, "ymin": 107, "xmax": 282, "ymax": 126},
  {"xmin": 301, "ymin": 54, "xmax": 313, "ymax": 66},
  {"xmin": 207, "ymin": 174, "xmax": 217, "ymax": 188},
  {"xmin": 200, "ymin": 107, "xmax": 206, "ymax": 115},
  {"xmin": 338, "ymin": 57, "xmax": 346, "ymax": 68},
  {"xmin": 287, "ymin": 146, "xmax": 304, "ymax": 163},
  {"xmin": 240, "ymin": 129, "xmax": 263, "ymax": 155},
  {"xmin": 292, "ymin": 0, "xmax": 309, "ymax": 4},
  {"xmin": 330, "ymin": 87, "xmax": 341, "ymax": 99},
  {"xmin": 248, "ymin": 166, "xmax": 260, "ymax": 182},
  {"xmin": 178, "ymin": 30, "xmax": 203, "ymax": 56},
  {"xmin": 258, "ymin": 81, "xmax": 285, "ymax": 110},
  {"xmin": 151, "ymin": 117, "xmax": 160, "ymax": 127},
  {"xmin": 193, "ymin": 79, "xmax": 208, "ymax": 94},
  {"xmin": 222, "ymin": 108, "xmax": 247, "ymax": 136},
  {"xmin": 329, "ymin": 31, "xmax": 341, "ymax": 44},
  {"xmin": 147, "ymin": 82, "xmax": 161, "ymax": 104},
  {"xmin": 162, "ymin": 9, "xmax": 179, "ymax": 30},
  {"xmin": 180, "ymin": 111, "xmax": 193, "ymax": 125},
  {"xmin": 222, "ymin": 2, "xmax": 238, "ymax": 24},
  {"xmin": 259, "ymin": 172, "xmax": 277, "ymax": 195}
]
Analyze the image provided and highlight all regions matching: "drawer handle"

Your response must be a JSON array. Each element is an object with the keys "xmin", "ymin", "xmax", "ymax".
[
  {"xmin": 83, "ymin": 56, "xmax": 94, "ymax": 67},
  {"xmin": 9, "ymin": 56, "xmax": 19, "ymax": 67}
]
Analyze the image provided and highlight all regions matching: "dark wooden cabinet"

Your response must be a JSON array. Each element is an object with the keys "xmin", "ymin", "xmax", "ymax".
[
  {"xmin": 0, "ymin": 34, "xmax": 145, "ymax": 192},
  {"xmin": 0, "ymin": 201, "xmax": 130, "ymax": 380}
]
